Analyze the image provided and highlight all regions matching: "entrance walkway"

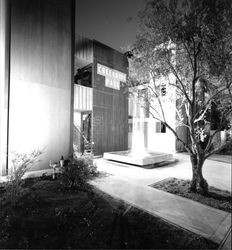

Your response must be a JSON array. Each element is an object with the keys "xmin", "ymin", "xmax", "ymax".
[
  {"xmin": 90, "ymin": 175, "xmax": 231, "ymax": 246},
  {"xmin": 91, "ymin": 153, "xmax": 231, "ymax": 247},
  {"xmin": 94, "ymin": 153, "xmax": 231, "ymax": 191}
]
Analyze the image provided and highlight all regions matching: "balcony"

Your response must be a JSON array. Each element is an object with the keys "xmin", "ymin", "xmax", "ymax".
[{"xmin": 74, "ymin": 84, "xmax": 92, "ymax": 111}]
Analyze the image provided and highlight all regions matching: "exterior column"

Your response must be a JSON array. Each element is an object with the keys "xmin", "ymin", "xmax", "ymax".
[{"xmin": 0, "ymin": 0, "xmax": 10, "ymax": 176}]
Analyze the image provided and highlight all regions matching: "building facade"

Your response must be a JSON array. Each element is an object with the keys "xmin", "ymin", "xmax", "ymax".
[
  {"xmin": 1, "ymin": 1, "xmax": 197, "ymax": 177},
  {"xmin": 74, "ymin": 37, "xmax": 128, "ymax": 156},
  {"xmin": 128, "ymin": 76, "xmax": 181, "ymax": 154},
  {"xmin": 0, "ymin": 0, "xmax": 74, "ymax": 175}
]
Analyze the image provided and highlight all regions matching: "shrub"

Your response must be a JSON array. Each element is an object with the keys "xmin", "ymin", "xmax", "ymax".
[
  {"xmin": 59, "ymin": 154, "xmax": 98, "ymax": 190},
  {"xmin": 2, "ymin": 149, "xmax": 43, "ymax": 206},
  {"xmin": 8, "ymin": 149, "xmax": 43, "ymax": 183}
]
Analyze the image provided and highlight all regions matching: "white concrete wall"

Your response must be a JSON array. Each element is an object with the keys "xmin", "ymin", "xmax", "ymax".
[
  {"xmin": 147, "ymin": 118, "xmax": 176, "ymax": 153},
  {"xmin": 148, "ymin": 76, "xmax": 176, "ymax": 153},
  {"xmin": 128, "ymin": 76, "xmax": 176, "ymax": 154}
]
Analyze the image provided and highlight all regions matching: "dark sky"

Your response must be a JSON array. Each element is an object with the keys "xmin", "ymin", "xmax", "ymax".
[{"xmin": 75, "ymin": 0, "xmax": 146, "ymax": 52}]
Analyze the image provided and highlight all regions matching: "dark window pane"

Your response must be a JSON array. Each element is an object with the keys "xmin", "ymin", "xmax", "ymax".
[
  {"xmin": 160, "ymin": 84, "xmax": 166, "ymax": 96},
  {"xmin": 161, "ymin": 122, "xmax": 166, "ymax": 133}
]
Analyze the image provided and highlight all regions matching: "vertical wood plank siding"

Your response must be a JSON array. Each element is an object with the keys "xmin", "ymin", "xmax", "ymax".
[
  {"xmin": 74, "ymin": 35, "xmax": 93, "ymax": 70},
  {"xmin": 9, "ymin": 0, "xmax": 73, "ymax": 170},
  {"xmin": 74, "ymin": 84, "xmax": 92, "ymax": 111},
  {"xmin": 92, "ymin": 41, "xmax": 128, "ymax": 155}
]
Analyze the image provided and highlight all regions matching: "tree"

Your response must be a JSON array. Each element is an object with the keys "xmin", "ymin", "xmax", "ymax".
[{"xmin": 128, "ymin": 0, "xmax": 232, "ymax": 194}]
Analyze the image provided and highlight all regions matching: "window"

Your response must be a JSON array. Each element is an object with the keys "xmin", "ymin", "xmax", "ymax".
[
  {"xmin": 161, "ymin": 122, "xmax": 166, "ymax": 133},
  {"xmin": 160, "ymin": 83, "xmax": 167, "ymax": 96},
  {"xmin": 74, "ymin": 64, "xmax": 92, "ymax": 88},
  {"xmin": 155, "ymin": 122, "xmax": 166, "ymax": 133}
]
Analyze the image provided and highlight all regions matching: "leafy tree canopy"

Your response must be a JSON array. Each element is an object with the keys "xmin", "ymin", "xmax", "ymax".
[{"xmin": 128, "ymin": 0, "xmax": 232, "ymax": 193}]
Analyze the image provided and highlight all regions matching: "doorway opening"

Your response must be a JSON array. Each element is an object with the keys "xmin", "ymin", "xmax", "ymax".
[{"xmin": 81, "ymin": 112, "xmax": 92, "ymax": 154}]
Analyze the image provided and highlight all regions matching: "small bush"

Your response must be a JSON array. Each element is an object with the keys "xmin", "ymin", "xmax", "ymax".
[
  {"xmin": 2, "ymin": 149, "xmax": 42, "ymax": 206},
  {"xmin": 59, "ymin": 155, "xmax": 98, "ymax": 190},
  {"xmin": 8, "ymin": 149, "xmax": 43, "ymax": 183}
]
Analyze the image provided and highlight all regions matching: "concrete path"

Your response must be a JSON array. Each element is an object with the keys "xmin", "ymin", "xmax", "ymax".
[
  {"xmin": 92, "ymin": 153, "xmax": 231, "ymax": 247},
  {"xmin": 90, "ymin": 175, "xmax": 231, "ymax": 246},
  {"xmin": 208, "ymin": 154, "xmax": 232, "ymax": 164},
  {"xmin": 219, "ymin": 228, "xmax": 231, "ymax": 250},
  {"xmin": 94, "ymin": 153, "xmax": 231, "ymax": 191},
  {"xmin": 0, "ymin": 152, "xmax": 230, "ymax": 248}
]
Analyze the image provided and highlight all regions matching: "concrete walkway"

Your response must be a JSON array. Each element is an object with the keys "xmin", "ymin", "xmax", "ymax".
[
  {"xmin": 94, "ymin": 153, "xmax": 231, "ymax": 191},
  {"xmin": 90, "ymin": 175, "xmax": 231, "ymax": 246},
  {"xmin": 219, "ymin": 228, "xmax": 231, "ymax": 250},
  {"xmin": 0, "ymin": 152, "xmax": 230, "ymax": 248},
  {"xmin": 208, "ymin": 154, "xmax": 232, "ymax": 164},
  {"xmin": 91, "ymin": 153, "xmax": 231, "ymax": 247}
]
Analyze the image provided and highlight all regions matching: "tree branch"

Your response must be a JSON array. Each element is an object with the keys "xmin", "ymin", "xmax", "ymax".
[
  {"xmin": 166, "ymin": 59, "xmax": 192, "ymax": 105},
  {"xmin": 193, "ymin": 83, "xmax": 232, "ymax": 120},
  {"xmin": 135, "ymin": 89, "xmax": 193, "ymax": 154},
  {"xmin": 147, "ymin": 81, "xmax": 166, "ymax": 121},
  {"xmin": 204, "ymin": 108, "xmax": 232, "ymax": 154},
  {"xmin": 205, "ymin": 138, "xmax": 232, "ymax": 158},
  {"xmin": 182, "ymin": 41, "xmax": 195, "ymax": 72}
]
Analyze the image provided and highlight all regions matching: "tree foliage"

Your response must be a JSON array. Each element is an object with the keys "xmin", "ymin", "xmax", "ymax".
[{"xmin": 128, "ymin": 0, "xmax": 232, "ymax": 193}]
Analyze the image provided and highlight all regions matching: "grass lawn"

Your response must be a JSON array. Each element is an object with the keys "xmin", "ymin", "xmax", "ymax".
[
  {"xmin": 0, "ymin": 177, "xmax": 218, "ymax": 249},
  {"xmin": 151, "ymin": 177, "xmax": 232, "ymax": 213}
]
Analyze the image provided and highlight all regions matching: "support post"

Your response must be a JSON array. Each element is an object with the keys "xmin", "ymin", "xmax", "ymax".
[{"xmin": 0, "ymin": 0, "xmax": 10, "ymax": 176}]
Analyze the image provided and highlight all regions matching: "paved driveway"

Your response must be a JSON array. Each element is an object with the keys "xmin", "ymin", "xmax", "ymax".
[{"xmin": 94, "ymin": 153, "xmax": 231, "ymax": 192}]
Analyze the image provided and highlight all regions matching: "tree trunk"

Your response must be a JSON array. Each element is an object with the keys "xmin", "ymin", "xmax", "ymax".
[{"xmin": 189, "ymin": 154, "xmax": 208, "ymax": 194}]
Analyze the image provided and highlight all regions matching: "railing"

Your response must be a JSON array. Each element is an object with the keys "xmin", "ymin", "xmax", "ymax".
[{"xmin": 74, "ymin": 84, "xmax": 93, "ymax": 111}]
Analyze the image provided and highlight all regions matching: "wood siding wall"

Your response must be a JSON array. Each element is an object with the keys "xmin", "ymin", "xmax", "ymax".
[
  {"xmin": 75, "ymin": 35, "xmax": 93, "ymax": 70},
  {"xmin": 74, "ymin": 84, "xmax": 92, "ymax": 111},
  {"xmin": 9, "ymin": 0, "xmax": 73, "ymax": 170},
  {"xmin": 11, "ymin": 0, "xmax": 72, "ymax": 89},
  {"xmin": 92, "ymin": 41, "xmax": 128, "ymax": 155}
]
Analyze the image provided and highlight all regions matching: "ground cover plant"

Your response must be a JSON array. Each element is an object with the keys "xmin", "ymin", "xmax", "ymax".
[
  {"xmin": 0, "ymin": 176, "xmax": 218, "ymax": 249},
  {"xmin": 151, "ymin": 177, "xmax": 232, "ymax": 213},
  {"xmin": 0, "ymin": 152, "xmax": 219, "ymax": 249}
]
